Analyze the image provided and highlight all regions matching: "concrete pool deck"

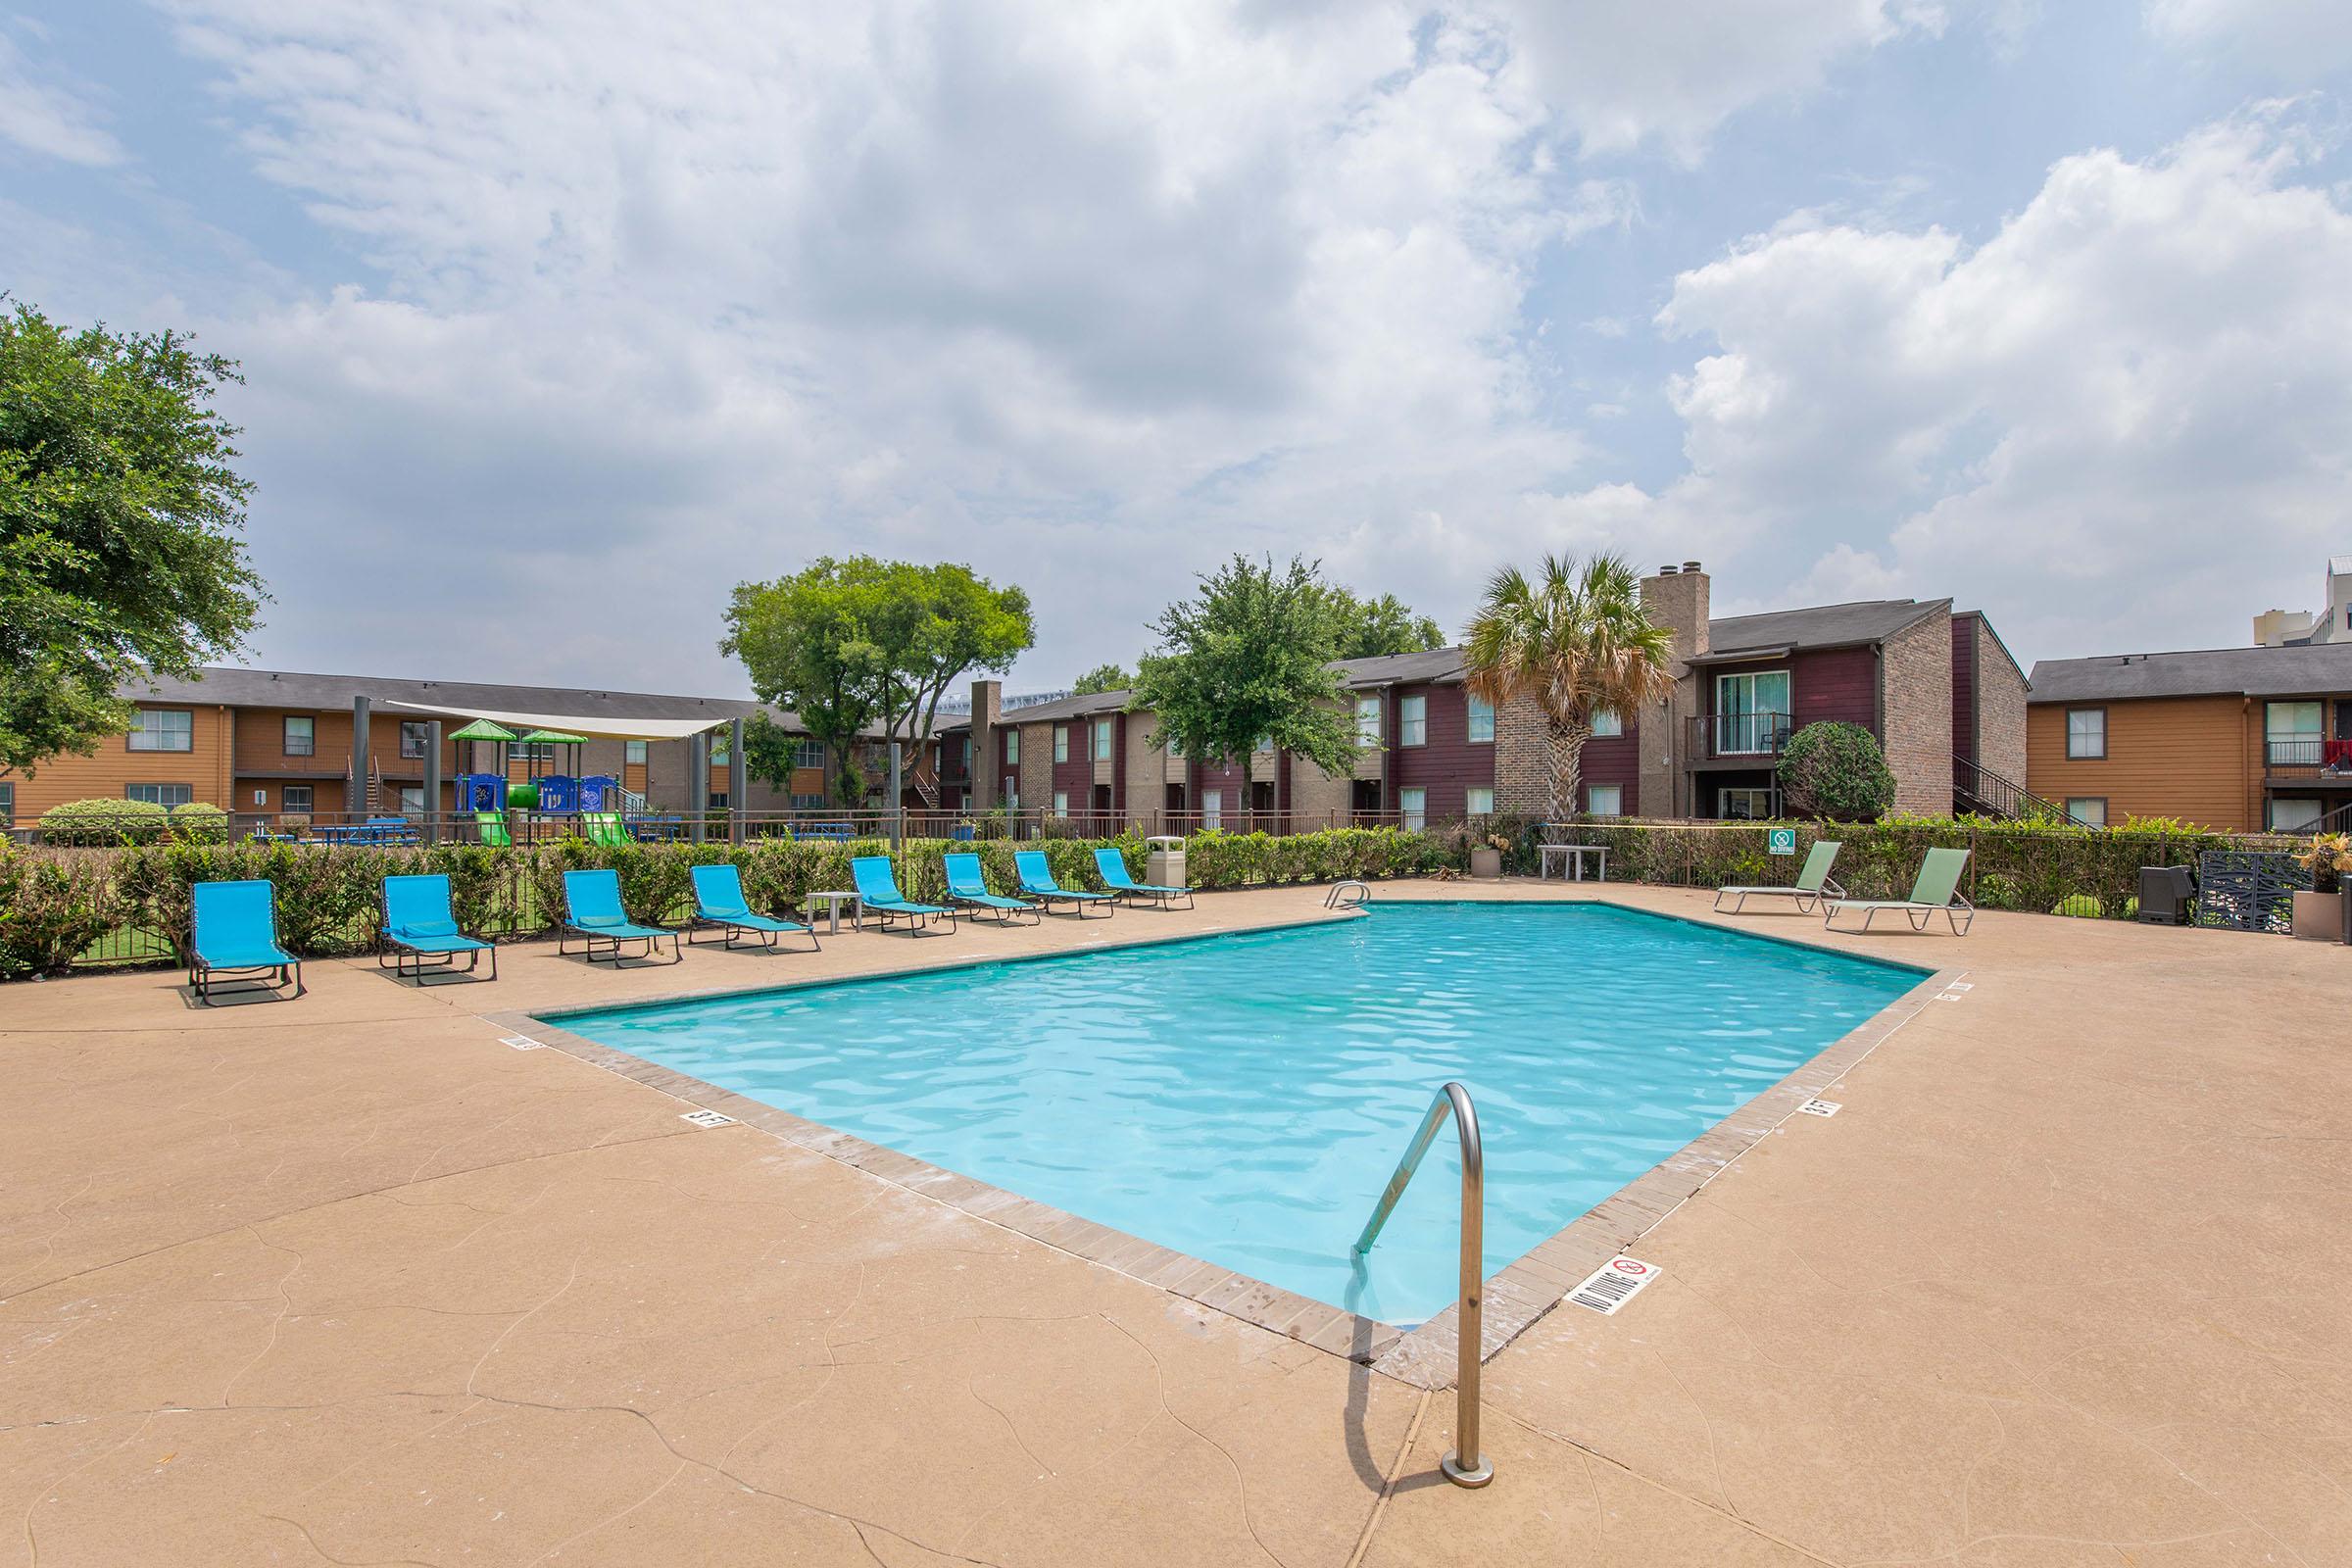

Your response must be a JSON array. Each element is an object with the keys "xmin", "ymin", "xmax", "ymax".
[{"xmin": 2, "ymin": 882, "xmax": 2345, "ymax": 1565}]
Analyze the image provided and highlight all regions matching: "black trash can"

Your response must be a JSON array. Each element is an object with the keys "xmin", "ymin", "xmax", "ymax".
[{"xmin": 2136, "ymin": 864, "xmax": 2194, "ymax": 926}]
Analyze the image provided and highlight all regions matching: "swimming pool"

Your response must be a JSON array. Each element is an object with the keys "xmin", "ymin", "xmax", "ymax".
[{"xmin": 554, "ymin": 903, "xmax": 1924, "ymax": 1325}]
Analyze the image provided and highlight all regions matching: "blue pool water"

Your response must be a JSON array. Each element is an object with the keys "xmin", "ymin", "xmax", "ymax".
[{"xmin": 556, "ymin": 904, "xmax": 1922, "ymax": 1324}]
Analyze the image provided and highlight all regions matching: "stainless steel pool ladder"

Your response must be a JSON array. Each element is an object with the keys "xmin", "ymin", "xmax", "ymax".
[
  {"xmin": 1353, "ymin": 1081, "xmax": 1492, "ymax": 1488},
  {"xmin": 1325, "ymin": 880, "xmax": 1371, "ymax": 909}
]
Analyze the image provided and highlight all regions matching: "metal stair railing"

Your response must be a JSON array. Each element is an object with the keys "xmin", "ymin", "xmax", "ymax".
[
  {"xmin": 1354, "ymin": 1081, "xmax": 1493, "ymax": 1489},
  {"xmin": 1953, "ymin": 753, "xmax": 2085, "ymax": 825}
]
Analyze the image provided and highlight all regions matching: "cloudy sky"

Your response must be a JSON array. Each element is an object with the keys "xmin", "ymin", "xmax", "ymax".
[{"xmin": 5, "ymin": 1, "xmax": 2349, "ymax": 695}]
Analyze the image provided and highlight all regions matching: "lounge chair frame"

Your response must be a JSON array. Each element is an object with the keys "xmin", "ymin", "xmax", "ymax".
[
  {"xmin": 1091, "ymin": 848, "xmax": 1195, "ymax": 910},
  {"xmin": 941, "ymin": 853, "xmax": 1042, "ymax": 925},
  {"xmin": 378, "ymin": 875, "xmax": 499, "ymax": 985},
  {"xmin": 188, "ymin": 881, "xmax": 306, "ymax": 1006},
  {"xmin": 558, "ymin": 870, "xmax": 683, "ymax": 966},
  {"xmin": 1012, "ymin": 852, "xmax": 1115, "ymax": 919},
  {"xmin": 1821, "ymin": 847, "xmax": 1976, "ymax": 936},
  {"xmin": 851, "ymin": 856, "xmax": 956, "ymax": 937},
  {"xmin": 1714, "ymin": 841, "xmax": 1845, "ymax": 915},
  {"xmin": 686, "ymin": 865, "xmax": 821, "ymax": 953}
]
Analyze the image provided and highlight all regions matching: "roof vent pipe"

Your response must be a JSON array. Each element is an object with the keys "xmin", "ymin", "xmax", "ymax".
[
  {"xmin": 1683, "ymin": 561, "xmax": 1703, "ymax": 573},
  {"xmin": 1659, "ymin": 564, "xmax": 1678, "ymax": 574}
]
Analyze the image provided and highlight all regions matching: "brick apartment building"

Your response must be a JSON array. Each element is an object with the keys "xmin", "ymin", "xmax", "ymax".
[{"xmin": 939, "ymin": 563, "xmax": 2028, "ymax": 830}]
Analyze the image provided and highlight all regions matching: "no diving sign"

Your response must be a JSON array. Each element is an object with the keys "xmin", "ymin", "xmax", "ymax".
[
  {"xmin": 1767, "ymin": 827, "xmax": 1797, "ymax": 857},
  {"xmin": 1567, "ymin": 1256, "xmax": 1661, "ymax": 1315}
]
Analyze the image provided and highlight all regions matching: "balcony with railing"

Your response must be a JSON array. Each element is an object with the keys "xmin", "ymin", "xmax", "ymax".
[
  {"xmin": 2263, "ymin": 736, "xmax": 2352, "ymax": 783},
  {"xmin": 1684, "ymin": 710, "xmax": 1795, "ymax": 766}
]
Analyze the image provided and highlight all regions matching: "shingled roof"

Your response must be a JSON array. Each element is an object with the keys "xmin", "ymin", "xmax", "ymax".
[
  {"xmin": 1698, "ymin": 599, "xmax": 1951, "ymax": 662},
  {"xmin": 2028, "ymin": 642, "xmax": 2352, "ymax": 703}
]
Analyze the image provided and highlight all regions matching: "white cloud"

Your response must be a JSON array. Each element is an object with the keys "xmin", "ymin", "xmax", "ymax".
[
  {"xmin": 1565, "ymin": 111, "xmax": 2352, "ymax": 662},
  {"xmin": 2145, "ymin": 0, "xmax": 2352, "ymax": 79},
  {"xmin": 0, "ymin": 29, "xmax": 123, "ymax": 166}
]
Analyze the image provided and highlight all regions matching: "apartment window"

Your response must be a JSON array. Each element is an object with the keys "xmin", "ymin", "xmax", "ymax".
[
  {"xmin": 790, "ymin": 793, "xmax": 827, "ymax": 811},
  {"xmin": 2269, "ymin": 798, "xmax": 2323, "ymax": 832},
  {"xmin": 625, "ymin": 741, "xmax": 648, "ymax": 765},
  {"xmin": 1398, "ymin": 786, "xmax": 1426, "ymax": 830},
  {"xmin": 125, "ymin": 783, "xmax": 194, "ymax": 807},
  {"xmin": 1203, "ymin": 789, "xmax": 1223, "ymax": 830},
  {"xmin": 514, "ymin": 742, "xmax": 557, "ymax": 764},
  {"xmin": 1465, "ymin": 786, "xmax": 1494, "ymax": 817},
  {"xmin": 398, "ymin": 786, "xmax": 424, "ymax": 813},
  {"xmin": 1466, "ymin": 695, "xmax": 1494, "ymax": 744},
  {"xmin": 709, "ymin": 733, "xmax": 730, "ymax": 766},
  {"xmin": 1004, "ymin": 728, "xmax": 1020, "ymax": 764},
  {"xmin": 1718, "ymin": 786, "xmax": 1775, "ymax": 820},
  {"xmin": 1587, "ymin": 784, "xmax": 1623, "ymax": 817},
  {"xmin": 127, "ymin": 709, "xmax": 193, "ymax": 753},
  {"xmin": 1591, "ymin": 708, "xmax": 1623, "ymax": 738},
  {"xmin": 1093, "ymin": 717, "xmax": 1112, "ymax": 760},
  {"xmin": 1054, "ymin": 725, "xmax": 1069, "ymax": 763},
  {"xmin": 1355, "ymin": 696, "xmax": 1382, "ymax": 744},
  {"xmin": 0, "ymin": 780, "xmax": 13, "ymax": 827},
  {"xmin": 282, "ymin": 785, "xmax": 313, "ymax": 812},
  {"xmin": 1398, "ymin": 695, "xmax": 1427, "ymax": 747},
  {"xmin": 1714, "ymin": 672, "xmax": 1788, "ymax": 755},
  {"xmin": 2065, "ymin": 708, "xmax": 2106, "ymax": 760},
  {"xmin": 793, "ymin": 740, "xmax": 823, "ymax": 769},
  {"xmin": 2066, "ymin": 797, "xmax": 2108, "ymax": 828},
  {"xmin": 2265, "ymin": 701, "xmax": 2323, "ymax": 767},
  {"xmin": 1052, "ymin": 790, "xmax": 1070, "ymax": 817},
  {"xmin": 399, "ymin": 720, "xmax": 431, "ymax": 760},
  {"xmin": 283, "ymin": 715, "xmax": 315, "ymax": 757}
]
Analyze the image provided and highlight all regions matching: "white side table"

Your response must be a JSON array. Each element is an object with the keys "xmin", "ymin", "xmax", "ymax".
[
  {"xmin": 805, "ymin": 890, "xmax": 861, "ymax": 934},
  {"xmin": 1538, "ymin": 844, "xmax": 1609, "ymax": 882}
]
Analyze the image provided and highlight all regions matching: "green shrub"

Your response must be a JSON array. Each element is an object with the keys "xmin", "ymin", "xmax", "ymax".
[
  {"xmin": 39, "ymin": 798, "xmax": 171, "ymax": 846},
  {"xmin": 169, "ymin": 802, "xmax": 230, "ymax": 843},
  {"xmin": 0, "ymin": 842, "xmax": 122, "ymax": 977},
  {"xmin": 1780, "ymin": 722, "xmax": 1895, "ymax": 820}
]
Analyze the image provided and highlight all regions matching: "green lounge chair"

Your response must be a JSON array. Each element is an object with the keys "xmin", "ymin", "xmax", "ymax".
[
  {"xmin": 558, "ymin": 867, "xmax": 682, "ymax": 964},
  {"xmin": 850, "ymin": 855, "xmax": 955, "ymax": 935},
  {"xmin": 688, "ymin": 863, "xmax": 819, "ymax": 952},
  {"xmin": 189, "ymin": 879, "xmax": 305, "ymax": 1005},
  {"xmin": 1714, "ymin": 840, "xmax": 1843, "ymax": 915},
  {"xmin": 942, "ymin": 852, "xmax": 1040, "ymax": 924},
  {"xmin": 1012, "ymin": 850, "xmax": 1114, "ymax": 918},
  {"xmin": 475, "ymin": 810, "xmax": 513, "ymax": 848},
  {"xmin": 1091, "ymin": 847, "xmax": 1194, "ymax": 909},
  {"xmin": 379, "ymin": 872, "xmax": 497, "ymax": 984},
  {"xmin": 1823, "ymin": 847, "xmax": 1975, "ymax": 935}
]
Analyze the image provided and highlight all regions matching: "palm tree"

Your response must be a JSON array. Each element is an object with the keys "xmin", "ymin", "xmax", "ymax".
[{"xmin": 1463, "ymin": 554, "xmax": 1676, "ymax": 820}]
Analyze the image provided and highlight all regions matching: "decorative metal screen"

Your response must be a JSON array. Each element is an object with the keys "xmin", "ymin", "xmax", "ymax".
[{"xmin": 2193, "ymin": 851, "xmax": 2308, "ymax": 934}]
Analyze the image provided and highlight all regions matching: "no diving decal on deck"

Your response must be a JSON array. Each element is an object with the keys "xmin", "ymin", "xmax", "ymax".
[
  {"xmin": 679, "ymin": 1109, "xmax": 736, "ymax": 1129},
  {"xmin": 499, "ymin": 1035, "xmax": 544, "ymax": 1051},
  {"xmin": 1567, "ymin": 1256, "xmax": 1660, "ymax": 1315},
  {"xmin": 1799, "ymin": 1099, "xmax": 1842, "ymax": 1117}
]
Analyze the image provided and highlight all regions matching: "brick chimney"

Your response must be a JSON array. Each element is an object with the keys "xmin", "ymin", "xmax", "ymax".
[
  {"xmin": 968, "ymin": 678, "xmax": 1004, "ymax": 809},
  {"xmin": 1638, "ymin": 562, "xmax": 1710, "ymax": 819}
]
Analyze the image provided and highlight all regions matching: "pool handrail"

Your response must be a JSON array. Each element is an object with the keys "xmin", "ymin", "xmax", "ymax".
[
  {"xmin": 1324, "ymin": 880, "xmax": 1370, "ymax": 909},
  {"xmin": 1353, "ymin": 1081, "xmax": 1491, "ymax": 1490}
]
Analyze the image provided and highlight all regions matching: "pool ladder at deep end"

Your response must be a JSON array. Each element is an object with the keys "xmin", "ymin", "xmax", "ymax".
[{"xmin": 1353, "ymin": 1080, "xmax": 1491, "ymax": 1488}]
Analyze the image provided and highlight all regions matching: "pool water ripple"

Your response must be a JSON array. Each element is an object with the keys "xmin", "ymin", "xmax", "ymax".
[{"xmin": 560, "ymin": 903, "xmax": 1920, "ymax": 1324}]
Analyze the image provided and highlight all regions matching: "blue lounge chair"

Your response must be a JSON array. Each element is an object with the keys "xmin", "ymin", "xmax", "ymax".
[
  {"xmin": 189, "ymin": 878, "xmax": 305, "ymax": 1005},
  {"xmin": 850, "ymin": 855, "xmax": 955, "ymax": 935},
  {"xmin": 379, "ymin": 873, "xmax": 497, "ymax": 984},
  {"xmin": 689, "ymin": 863, "xmax": 820, "ymax": 952},
  {"xmin": 558, "ymin": 867, "xmax": 681, "ymax": 965},
  {"xmin": 1091, "ymin": 847, "xmax": 1194, "ymax": 910},
  {"xmin": 1012, "ymin": 850, "xmax": 1114, "ymax": 918},
  {"xmin": 942, "ymin": 852, "xmax": 1039, "ymax": 924}
]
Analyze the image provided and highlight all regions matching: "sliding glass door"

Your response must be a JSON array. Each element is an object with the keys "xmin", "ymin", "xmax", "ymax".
[{"xmin": 1714, "ymin": 670, "xmax": 1790, "ymax": 754}]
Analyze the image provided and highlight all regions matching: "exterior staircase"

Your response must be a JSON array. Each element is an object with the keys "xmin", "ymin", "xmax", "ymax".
[
  {"xmin": 345, "ymin": 754, "xmax": 387, "ymax": 814},
  {"xmin": 1953, "ymin": 753, "xmax": 2084, "ymax": 825},
  {"xmin": 910, "ymin": 766, "xmax": 941, "ymax": 809}
]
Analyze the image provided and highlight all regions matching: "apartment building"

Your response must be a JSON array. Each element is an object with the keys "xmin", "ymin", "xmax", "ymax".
[
  {"xmin": 2025, "ymin": 641, "xmax": 2352, "ymax": 832},
  {"xmin": 0, "ymin": 667, "xmax": 903, "ymax": 829},
  {"xmin": 940, "ymin": 563, "xmax": 2026, "ymax": 828},
  {"xmin": 2252, "ymin": 555, "xmax": 2352, "ymax": 648}
]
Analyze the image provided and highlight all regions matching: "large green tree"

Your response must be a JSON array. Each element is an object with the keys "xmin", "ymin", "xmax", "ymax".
[
  {"xmin": 1130, "ymin": 554, "xmax": 1358, "ymax": 801},
  {"xmin": 1, "ymin": 302, "xmax": 266, "ymax": 773},
  {"xmin": 722, "ymin": 556, "xmax": 1032, "ymax": 805},
  {"xmin": 1071, "ymin": 662, "xmax": 1131, "ymax": 696},
  {"xmin": 1321, "ymin": 588, "xmax": 1445, "ymax": 659},
  {"xmin": 1463, "ymin": 553, "xmax": 1674, "ymax": 819}
]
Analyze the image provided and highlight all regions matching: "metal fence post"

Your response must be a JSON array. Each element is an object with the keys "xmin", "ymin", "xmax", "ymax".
[{"xmin": 728, "ymin": 717, "xmax": 747, "ymax": 847}]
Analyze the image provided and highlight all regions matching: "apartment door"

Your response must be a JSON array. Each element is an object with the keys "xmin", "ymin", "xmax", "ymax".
[{"xmin": 1714, "ymin": 670, "xmax": 1790, "ymax": 755}]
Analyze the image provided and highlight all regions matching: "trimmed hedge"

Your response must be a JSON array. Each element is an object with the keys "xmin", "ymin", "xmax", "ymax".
[{"xmin": 38, "ymin": 798, "xmax": 172, "ymax": 846}]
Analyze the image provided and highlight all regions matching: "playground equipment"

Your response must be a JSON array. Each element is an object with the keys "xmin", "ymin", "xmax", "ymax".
[{"xmin": 453, "ymin": 772, "xmax": 507, "ymax": 813}]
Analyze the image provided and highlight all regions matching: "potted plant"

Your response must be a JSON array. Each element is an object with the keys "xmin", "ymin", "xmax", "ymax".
[
  {"xmin": 1470, "ymin": 832, "xmax": 1507, "ymax": 879},
  {"xmin": 2291, "ymin": 833, "xmax": 2351, "ymax": 943}
]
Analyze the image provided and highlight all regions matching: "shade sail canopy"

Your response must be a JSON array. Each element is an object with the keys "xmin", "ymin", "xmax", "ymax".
[
  {"xmin": 382, "ymin": 699, "xmax": 729, "ymax": 742},
  {"xmin": 447, "ymin": 718, "xmax": 517, "ymax": 742}
]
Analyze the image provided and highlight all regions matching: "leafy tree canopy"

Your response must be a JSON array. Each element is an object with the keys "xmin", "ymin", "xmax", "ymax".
[
  {"xmin": 1, "ymin": 301, "xmax": 266, "ymax": 774},
  {"xmin": 1130, "ymin": 554, "xmax": 1358, "ymax": 786},
  {"xmin": 722, "ymin": 556, "xmax": 1032, "ymax": 804},
  {"xmin": 1070, "ymin": 662, "xmax": 1131, "ymax": 696},
  {"xmin": 1780, "ymin": 721, "xmax": 1896, "ymax": 821},
  {"xmin": 1320, "ymin": 588, "xmax": 1446, "ymax": 659}
]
